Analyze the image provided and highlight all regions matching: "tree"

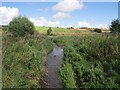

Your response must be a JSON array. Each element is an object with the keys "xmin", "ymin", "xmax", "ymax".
[
  {"xmin": 47, "ymin": 27, "xmax": 52, "ymax": 35},
  {"xmin": 8, "ymin": 16, "xmax": 35, "ymax": 36},
  {"xmin": 93, "ymin": 28, "xmax": 101, "ymax": 33},
  {"xmin": 110, "ymin": 19, "xmax": 120, "ymax": 33}
]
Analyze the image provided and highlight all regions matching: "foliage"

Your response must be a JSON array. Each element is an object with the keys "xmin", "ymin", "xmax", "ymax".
[
  {"xmin": 60, "ymin": 63, "xmax": 76, "ymax": 88},
  {"xmin": 110, "ymin": 19, "xmax": 120, "ymax": 33},
  {"xmin": 2, "ymin": 25, "xmax": 8, "ymax": 31},
  {"xmin": 2, "ymin": 31, "xmax": 53, "ymax": 88},
  {"xmin": 93, "ymin": 28, "xmax": 101, "ymax": 33},
  {"xmin": 8, "ymin": 16, "xmax": 35, "ymax": 36},
  {"xmin": 56, "ymin": 34, "xmax": 120, "ymax": 88},
  {"xmin": 47, "ymin": 27, "xmax": 52, "ymax": 35}
]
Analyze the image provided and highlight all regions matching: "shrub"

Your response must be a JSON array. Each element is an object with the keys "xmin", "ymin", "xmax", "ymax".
[
  {"xmin": 47, "ymin": 27, "xmax": 52, "ymax": 35},
  {"xmin": 2, "ymin": 25, "xmax": 9, "ymax": 31},
  {"xmin": 58, "ymin": 35, "xmax": 120, "ymax": 88},
  {"xmin": 94, "ymin": 28, "xmax": 101, "ymax": 33},
  {"xmin": 110, "ymin": 19, "xmax": 120, "ymax": 33},
  {"xmin": 8, "ymin": 16, "xmax": 35, "ymax": 36}
]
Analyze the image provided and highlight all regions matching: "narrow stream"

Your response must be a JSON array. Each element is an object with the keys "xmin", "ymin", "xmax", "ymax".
[{"xmin": 44, "ymin": 43, "xmax": 63, "ymax": 88}]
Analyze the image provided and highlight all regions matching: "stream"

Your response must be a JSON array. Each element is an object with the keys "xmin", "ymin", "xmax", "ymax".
[{"xmin": 44, "ymin": 43, "xmax": 63, "ymax": 88}]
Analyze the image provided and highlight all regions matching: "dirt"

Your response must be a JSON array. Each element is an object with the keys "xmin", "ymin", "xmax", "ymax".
[{"xmin": 44, "ymin": 43, "xmax": 63, "ymax": 88}]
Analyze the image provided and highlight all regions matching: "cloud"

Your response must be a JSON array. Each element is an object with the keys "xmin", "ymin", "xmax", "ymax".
[
  {"xmin": 78, "ymin": 20, "xmax": 90, "ymax": 27},
  {"xmin": 0, "ymin": 7, "xmax": 19, "ymax": 25},
  {"xmin": 29, "ymin": 17, "xmax": 47, "ymax": 26},
  {"xmin": 53, "ymin": 0, "xmax": 83, "ymax": 12},
  {"xmin": 29, "ymin": 17, "xmax": 63, "ymax": 27},
  {"xmin": 78, "ymin": 20, "xmax": 109, "ymax": 29},
  {"xmin": 48, "ymin": 21, "xmax": 61, "ymax": 27},
  {"xmin": 93, "ymin": 24, "xmax": 109, "ymax": 29},
  {"xmin": 53, "ymin": 12, "xmax": 71, "ymax": 19}
]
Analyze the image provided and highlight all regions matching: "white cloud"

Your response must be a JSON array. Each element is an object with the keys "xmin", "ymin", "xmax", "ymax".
[
  {"xmin": 53, "ymin": 12, "xmax": 71, "ymax": 19},
  {"xmin": 29, "ymin": 17, "xmax": 47, "ymax": 26},
  {"xmin": 78, "ymin": 20, "xmax": 90, "ymax": 27},
  {"xmin": 93, "ymin": 24, "xmax": 109, "ymax": 29},
  {"xmin": 66, "ymin": 25, "xmax": 74, "ymax": 27},
  {"xmin": 78, "ymin": 20, "xmax": 109, "ymax": 29},
  {"xmin": 29, "ymin": 17, "xmax": 63, "ymax": 27},
  {"xmin": 0, "ymin": 7, "xmax": 19, "ymax": 25},
  {"xmin": 48, "ymin": 21, "xmax": 61, "ymax": 27},
  {"xmin": 53, "ymin": 0, "xmax": 83, "ymax": 12}
]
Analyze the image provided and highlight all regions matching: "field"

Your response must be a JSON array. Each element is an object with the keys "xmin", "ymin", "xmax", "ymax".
[
  {"xmin": 35, "ymin": 26, "xmax": 97, "ymax": 36},
  {"xmin": 2, "ymin": 26, "xmax": 120, "ymax": 88}
]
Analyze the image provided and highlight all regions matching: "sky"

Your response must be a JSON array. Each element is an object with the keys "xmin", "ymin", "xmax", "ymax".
[{"xmin": 0, "ymin": 0, "xmax": 119, "ymax": 28}]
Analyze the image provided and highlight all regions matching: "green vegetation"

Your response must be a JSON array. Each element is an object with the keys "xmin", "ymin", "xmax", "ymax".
[
  {"xmin": 60, "ymin": 63, "xmax": 76, "ymax": 88},
  {"xmin": 2, "ymin": 22, "xmax": 120, "ymax": 88},
  {"xmin": 93, "ymin": 28, "xmax": 101, "ymax": 33},
  {"xmin": 35, "ymin": 26, "xmax": 95, "ymax": 36},
  {"xmin": 47, "ymin": 27, "xmax": 52, "ymax": 35},
  {"xmin": 2, "ymin": 25, "xmax": 8, "ymax": 31},
  {"xmin": 110, "ymin": 19, "xmax": 120, "ymax": 33},
  {"xmin": 2, "ymin": 31, "xmax": 53, "ymax": 88},
  {"xmin": 8, "ymin": 16, "xmax": 35, "ymax": 36},
  {"xmin": 55, "ymin": 35, "xmax": 120, "ymax": 88}
]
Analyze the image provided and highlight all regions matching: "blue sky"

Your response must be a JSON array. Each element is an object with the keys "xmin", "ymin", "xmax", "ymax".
[{"xmin": 1, "ymin": 1, "xmax": 118, "ymax": 28}]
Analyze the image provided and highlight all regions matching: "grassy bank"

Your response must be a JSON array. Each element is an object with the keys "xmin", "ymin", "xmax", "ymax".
[
  {"xmin": 2, "ymin": 31, "xmax": 54, "ymax": 88},
  {"xmin": 54, "ymin": 34, "xmax": 120, "ymax": 88}
]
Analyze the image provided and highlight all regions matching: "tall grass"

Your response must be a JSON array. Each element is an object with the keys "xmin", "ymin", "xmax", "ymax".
[
  {"xmin": 55, "ymin": 34, "xmax": 120, "ymax": 88},
  {"xmin": 2, "ymin": 31, "xmax": 54, "ymax": 88}
]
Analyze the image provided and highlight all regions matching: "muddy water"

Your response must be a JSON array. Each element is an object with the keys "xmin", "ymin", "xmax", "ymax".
[{"xmin": 45, "ymin": 43, "xmax": 63, "ymax": 88}]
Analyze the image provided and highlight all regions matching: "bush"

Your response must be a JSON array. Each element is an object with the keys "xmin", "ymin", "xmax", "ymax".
[
  {"xmin": 94, "ymin": 28, "xmax": 101, "ymax": 33},
  {"xmin": 47, "ymin": 27, "xmax": 52, "ymax": 35},
  {"xmin": 58, "ymin": 35, "xmax": 120, "ymax": 88},
  {"xmin": 8, "ymin": 16, "xmax": 35, "ymax": 36},
  {"xmin": 110, "ymin": 19, "xmax": 120, "ymax": 33},
  {"xmin": 2, "ymin": 25, "xmax": 9, "ymax": 31}
]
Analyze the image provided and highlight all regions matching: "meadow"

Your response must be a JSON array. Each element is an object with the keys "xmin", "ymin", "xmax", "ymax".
[
  {"xmin": 2, "ymin": 26, "xmax": 120, "ymax": 88},
  {"xmin": 35, "ymin": 26, "xmax": 97, "ymax": 36}
]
